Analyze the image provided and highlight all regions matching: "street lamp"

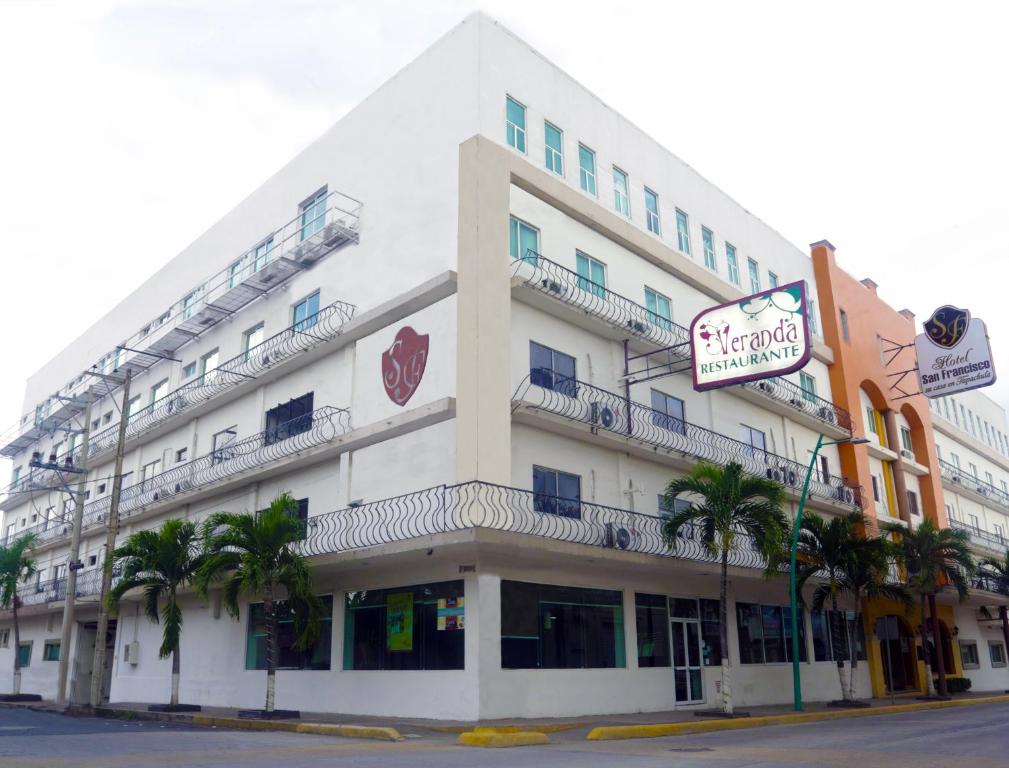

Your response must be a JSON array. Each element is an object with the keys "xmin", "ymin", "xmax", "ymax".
[{"xmin": 790, "ymin": 433, "xmax": 871, "ymax": 712}]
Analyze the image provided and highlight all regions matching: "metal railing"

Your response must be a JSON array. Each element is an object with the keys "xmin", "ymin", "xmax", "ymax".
[
  {"xmin": 949, "ymin": 517, "xmax": 1008, "ymax": 555},
  {"xmin": 511, "ymin": 255, "xmax": 852, "ymax": 434},
  {"xmin": 15, "ymin": 567, "xmax": 111, "ymax": 608},
  {"xmin": 973, "ymin": 570, "xmax": 1009, "ymax": 595},
  {"xmin": 939, "ymin": 460, "xmax": 1009, "ymax": 511},
  {"xmin": 301, "ymin": 481, "xmax": 771, "ymax": 570},
  {"xmin": 513, "ymin": 371, "xmax": 863, "ymax": 510}
]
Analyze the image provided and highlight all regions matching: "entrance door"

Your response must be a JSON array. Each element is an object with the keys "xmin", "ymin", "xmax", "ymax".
[
  {"xmin": 70, "ymin": 625, "xmax": 96, "ymax": 705},
  {"xmin": 671, "ymin": 619, "xmax": 704, "ymax": 704},
  {"xmin": 876, "ymin": 615, "xmax": 917, "ymax": 693}
]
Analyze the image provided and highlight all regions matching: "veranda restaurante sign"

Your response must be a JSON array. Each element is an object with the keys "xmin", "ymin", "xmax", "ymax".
[
  {"xmin": 690, "ymin": 281, "xmax": 812, "ymax": 392},
  {"xmin": 914, "ymin": 305, "xmax": 996, "ymax": 398}
]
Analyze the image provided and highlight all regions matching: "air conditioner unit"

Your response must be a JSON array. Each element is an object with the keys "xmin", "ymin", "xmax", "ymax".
[
  {"xmin": 174, "ymin": 479, "xmax": 193, "ymax": 494},
  {"xmin": 627, "ymin": 319, "xmax": 648, "ymax": 334},
  {"xmin": 836, "ymin": 486, "xmax": 855, "ymax": 504},
  {"xmin": 604, "ymin": 523, "xmax": 632, "ymax": 550},
  {"xmin": 817, "ymin": 407, "xmax": 837, "ymax": 425},
  {"xmin": 541, "ymin": 279, "xmax": 565, "ymax": 295},
  {"xmin": 900, "ymin": 449, "xmax": 915, "ymax": 461},
  {"xmin": 790, "ymin": 398, "xmax": 804, "ymax": 408},
  {"xmin": 589, "ymin": 402, "xmax": 618, "ymax": 430},
  {"xmin": 758, "ymin": 381, "xmax": 773, "ymax": 393},
  {"xmin": 951, "ymin": 475, "xmax": 962, "ymax": 484},
  {"xmin": 766, "ymin": 468, "xmax": 783, "ymax": 483},
  {"xmin": 977, "ymin": 485, "xmax": 990, "ymax": 496},
  {"xmin": 782, "ymin": 468, "xmax": 799, "ymax": 487}
]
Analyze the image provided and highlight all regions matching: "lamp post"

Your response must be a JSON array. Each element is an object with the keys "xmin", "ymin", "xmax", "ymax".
[{"xmin": 790, "ymin": 433, "xmax": 870, "ymax": 712}]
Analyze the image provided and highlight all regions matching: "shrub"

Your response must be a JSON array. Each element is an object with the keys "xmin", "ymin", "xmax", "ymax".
[{"xmin": 944, "ymin": 676, "xmax": 972, "ymax": 694}]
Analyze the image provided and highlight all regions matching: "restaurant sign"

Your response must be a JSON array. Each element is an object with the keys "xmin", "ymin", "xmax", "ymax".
[
  {"xmin": 690, "ymin": 281, "xmax": 812, "ymax": 392},
  {"xmin": 915, "ymin": 306, "xmax": 996, "ymax": 398}
]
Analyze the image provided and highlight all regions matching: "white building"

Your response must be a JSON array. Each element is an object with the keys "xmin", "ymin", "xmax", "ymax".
[{"xmin": 0, "ymin": 13, "xmax": 943, "ymax": 719}]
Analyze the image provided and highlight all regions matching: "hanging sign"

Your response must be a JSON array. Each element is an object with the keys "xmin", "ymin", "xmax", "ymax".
[
  {"xmin": 914, "ymin": 306, "xmax": 996, "ymax": 398},
  {"xmin": 690, "ymin": 281, "xmax": 812, "ymax": 391},
  {"xmin": 386, "ymin": 592, "xmax": 414, "ymax": 651}
]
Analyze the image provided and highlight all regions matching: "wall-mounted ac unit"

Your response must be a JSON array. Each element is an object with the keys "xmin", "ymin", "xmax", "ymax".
[
  {"xmin": 758, "ymin": 381, "xmax": 774, "ymax": 393},
  {"xmin": 977, "ymin": 485, "xmax": 990, "ymax": 496},
  {"xmin": 541, "ymin": 279, "xmax": 565, "ymax": 295},
  {"xmin": 604, "ymin": 523, "xmax": 632, "ymax": 550},
  {"xmin": 627, "ymin": 319, "xmax": 648, "ymax": 334},
  {"xmin": 899, "ymin": 449, "xmax": 916, "ymax": 461},
  {"xmin": 817, "ymin": 407, "xmax": 837, "ymax": 424},
  {"xmin": 590, "ymin": 402, "xmax": 617, "ymax": 430},
  {"xmin": 766, "ymin": 468, "xmax": 783, "ymax": 483},
  {"xmin": 781, "ymin": 468, "xmax": 799, "ymax": 487},
  {"xmin": 789, "ymin": 398, "xmax": 804, "ymax": 408},
  {"xmin": 836, "ymin": 486, "xmax": 856, "ymax": 504}
]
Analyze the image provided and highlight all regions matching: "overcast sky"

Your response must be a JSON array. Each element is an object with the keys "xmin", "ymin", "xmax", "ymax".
[{"xmin": 0, "ymin": 0, "xmax": 1006, "ymax": 470}]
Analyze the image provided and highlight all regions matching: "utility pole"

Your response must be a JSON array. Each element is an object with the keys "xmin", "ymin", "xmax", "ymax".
[
  {"xmin": 89, "ymin": 369, "xmax": 131, "ymax": 708},
  {"xmin": 56, "ymin": 385, "xmax": 94, "ymax": 707}
]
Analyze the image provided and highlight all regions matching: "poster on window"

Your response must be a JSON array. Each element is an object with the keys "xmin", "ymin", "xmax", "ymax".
[
  {"xmin": 386, "ymin": 592, "xmax": 414, "ymax": 651},
  {"xmin": 436, "ymin": 597, "xmax": 465, "ymax": 631},
  {"xmin": 914, "ymin": 306, "xmax": 996, "ymax": 398}
]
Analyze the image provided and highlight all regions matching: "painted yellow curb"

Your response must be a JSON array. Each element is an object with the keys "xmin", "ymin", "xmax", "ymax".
[
  {"xmin": 458, "ymin": 730, "xmax": 550, "ymax": 748},
  {"xmin": 586, "ymin": 694, "xmax": 1009, "ymax": 741},
  {"xmin": 190, "ymin": 715, "xmax": 402, "ymax": 741},
  {"xmin": 431, "ymin": 721, "xmax": 584, "ymax": 734}
]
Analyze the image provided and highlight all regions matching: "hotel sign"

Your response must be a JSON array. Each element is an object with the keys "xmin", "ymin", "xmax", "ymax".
[
  {"xmin": 915, "ymin": 306, "xmax": 996, "ymax": 398},
  {"xmin": 690, "ymin": 281, "xmax": 812, "ymax": 392}
]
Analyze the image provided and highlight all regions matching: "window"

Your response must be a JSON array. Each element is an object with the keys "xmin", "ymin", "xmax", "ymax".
[
  {"xmin": 799, "ymin": 372, "xmax": 817, "ymax": 404},
  {"xmin": 740, "ymin": 424, "xmax": 766, "ymax": 457},
  {"xmin": 907, "ymin": 490, "xmax": 919, "ymax": 517},
  {"xmin": 990, "ymin": 641, "xmax": 1006, "ymax": 668},
  {"xmin": 293, "ymin": 292, "xmax": 321, "ymax": 332},
  {"xmin": 345, "ymin": 581, "xmax": 464, "ymax": 670},
  {"xmin": 181, "ymin": 288, "xmax": 202, "ymax": 320},
  {"xmin": 43, "ymin": 640, "xmax": 60, "ymax": 662},
  {"xmin": 985, "ymin": 471, "xmax": 994, "ymax": 487},
  {"xmin": 91, "ymin": 418, "xmax": 100, "ymax": 431},
  {"xmin": 644, "ymin": 287, "xmax": 672, "ymax": 332},
  {"xmin": 659, "ymin": 495, "xmax": 692, "ymax": 538},
  {"xmin": 951, "ymin": 451, "xmax": 960, "ymax": 468},
  {"xmin": 253, "ymin": 237, "xmax": 273, "ymax": 272},
  {"xmin": 959, "ymin": 640, "xmax": 980, "ymax": 670},
  {"xmin": 726, "ymin": 243, "xmax": 740, "ymax": 285},
  {"xmin": 505, "ymin": 96, "xmax": 526, "ymax": 152},
  {"xmin": 544, "ymin": 121, "xmax": 563, "ymax": 175},
  {"xmin": 532, "ymin": 466, "xmax": 581, "ymax": 519},
  {"xmin": 16, "ymin": 641, "xmax": 33, "ymax": 667},
  {"xmin": 299, "ymin": 187, "xmax": 327, "ymax": 241},
  {"xmin": 702, "ymin": 227, "xmax": 716, "ymax": 270},
  {"xmin": 11, "ymin": 465, "xmax": 21, "ymax": 485},
  {"xmin": 968, "ymin": 513, "xmax": 980, "ymax": 532},
  {"xmin": 97, "ymin": 483, "xmax": 106, "ymax": 495},
  {"xmin": 529, "ymin": 342, "xmax": 576, "ymax": 397},
  {"xmin": 865, "ymin": 406, "xmax": 878, "ymax": 435},
  {"xmin": 575, "ymin": 251, "xmax": 606, "ymax": 298},
  {"xmin": 141, "ymin": 460, "xmax": 161, "ymax": 484},
  {"xmin": 871, "ymin": 474, "xmax": 881, "ymax": 502},
  {"xmin": 768, "ymin": 271, "xmax": 779, "ymax": 288},
  {"xmin": 150, "ymin": 379, "xmax": 169, "ymax": 406},
  {"xmin": 200, "ymin": 349, "xmax": 220, "ymax": 383},
  {"xmin": 811, "ymin": 610, "xmax": 867, "ymax": 661},
  {"xmin": 124, "ymin": 395, "xmax": 141, "ymax": 419},
  {"xmin": 699, "ymin": 599, "xmax": 723, "ymax": 666},
  {"xmin": 900, "ymin": 426, "xmax": 913, "ymax": 453},
  {"xmin": 264, "ymin": 392, "xmax": 314, "ymax": 446},
  {"xmin": 807, "ymin": 298, "xmax": 820, "ymax": 336},
  {"xmin": 636, "ymin": 594, "xmax": 670, "ymax": 667},
  {"xmin": 501, "ymin": 580, "xmax": 624, "ymax": 669},
  {"xmin": 578, "ymin": 144, "xmax": 597, "ymax": 196},
  {"xmin": 651, "ymin": 389, "xmax": 685, "ymax": 434},
  {"xmin": 211, "ymin": 426, "xmax": 238, "ymax": 465},
  {"xmin": 175, "ymin": 448, "xmax": 188, "ymax": 464},
  {"xmin": 736, "ymin": 603, "xmax": 807, "ymax": 663},
  {"xmin": 840, "ymin": 309, "xmax": 850, "ymax": 341},
  {"xmin": 509, "ymin": 216, "xmax": 539, "ymax": 264},
  {"xmin": 992, "ymin": 523, "xmax": 1003, "ymax": 542},
  {"xmin": 228, "ymin": 259, "xmax": 243, "ymax": 289},
  {"xmin": 612, "ymin": 167, "xmax": 630, "ymax": 217},
  {"xmin": 182, "ymin": 362, "xmax": 196, "ymax": 379},
  {"xmin": 945, "ymin": 503, "xmax": 955, "ymax": 521},
  {"xmin": 747, "ymin": 258, "xmax": 760, "ymax": 294},
  {"xmin": 644, "ymin": 188, "xmax": 660, "ymax": 235},
  {"xmin": 675, "ymin": 209, "xmax": 690, "ymax": 254},
  {"xmin": 0, "ymin": 629, "xmax": 8, "ymax": 648},
  {"xmin": 243, "ymin": 324, "xmax": 265, "ymax": 360},
  {"xmin": 247, "ymin": 595, "xmax": 332, "ymax": 670},
  {"xmin": 969, "ymin": 462, "xmax": 978, "ymax": 478}
]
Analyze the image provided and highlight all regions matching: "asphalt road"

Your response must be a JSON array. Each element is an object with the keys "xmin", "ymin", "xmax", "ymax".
[{"xmin": 2, "ymin": 702, "xmax": 1008, "ymax": 767}]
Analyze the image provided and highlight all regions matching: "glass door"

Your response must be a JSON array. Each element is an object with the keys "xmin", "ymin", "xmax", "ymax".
[{"xmin": 670, "ymin": 617, "xmax": 704, "ymax": 704}]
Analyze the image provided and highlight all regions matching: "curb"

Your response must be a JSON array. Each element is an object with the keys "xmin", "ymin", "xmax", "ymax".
[
  {"xmin": 585, "ymin": 694, "xmax": 1009, "ymax": 741},
  {"xmin": 458, "ymin": 730, "xmax": 550, "ymax": 748},
  {"xmin": 430, "ymin": 722, "xmax": 585, "ymax": 734}
]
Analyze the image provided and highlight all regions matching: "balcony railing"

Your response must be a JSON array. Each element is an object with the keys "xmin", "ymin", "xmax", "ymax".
[
  {"xmin": 301, "ymin": 481, "xmax": 771, "ymax": 570},
  {"xmin": 939, "ymin": 460, "xmax": 1009, "ymax": 511},
  {"xmin": 511, "ymin": 255, "xmax": 852, "ymax": 434},
  {"xmin": 513, "ymin": 371, "xmax": 863, "ymax": 510},
  {"xmin": 12, "ymin": 406, "xmax": 351, "ymax": 548},
  {"xmin": 973, "ymin": 570, "xmax": 1009, "ymax": 595},
  {"xmin": 949, "ymin": 517, "xmax": 1008, "ymax": 555},
  {"xmin": 14, "ymin": 567, "xmax": 111, "ymax": 608}
]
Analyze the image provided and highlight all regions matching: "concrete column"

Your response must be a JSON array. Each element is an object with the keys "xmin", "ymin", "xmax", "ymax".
[
  {"xmin": 473, "ymin": 571, "xmax": 501, "ymax": 720},
  {"xmin": 883, "ymin": 410, "xmax": 911, "ymax": 522}
]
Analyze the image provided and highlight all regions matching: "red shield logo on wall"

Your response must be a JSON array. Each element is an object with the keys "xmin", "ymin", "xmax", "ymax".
[{"xmin": 382, "ymin": 326, "xmax": 429, "ymax": 406}]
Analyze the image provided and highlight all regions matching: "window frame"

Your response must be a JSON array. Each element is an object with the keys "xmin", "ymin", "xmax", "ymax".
[
  {"xmin": 644, "ymin": 287, "xmax": 673, "ymax": 332},
  {"xmin": 644, "ymin": 188, "xmax": 661, "ymax": 235},
  {"xmin": 675, "ymin": 209, "xmax": 691, "ymax": 254},
  {"xmin": 298, "ymin": 187, "xmax": 328, "ymax": 242},
  {"xmin": 989, "ymin": 640, "xmax": 1007, "ymax": 668},
  {"xmin": 726, "ymin": 243, "xmax": 740, "ymax": 285},
  {"xmin": 509, "ymin": 215, "xmax": 540, "ymax": 265},
  {"xmin": 505, "ymin": 96, "xmax": 527, "ymax": 153},
  {"xmin": 529, "ymin": 341, "xmax": 577, "ymax": 397},
  {"xmin": 544, "ymin": 120, "xmax": 563, "ymax": 176},
  {"xmin": 612, "ymin": 166, "xmax": 630, "ymax": 217},
  {"xmin": 578, "ymin": 143, "xmax": 597, "ymax": 196},
  {"xmin": 292, "ymin": 291, "xmax": 321, "ymax": 332},
  {"xmin": 747, "ymin": 257, "xmax": 761, "ymax": 294},
  {"xmin": 575, "ymin": 251, "xmax": 607, "ymax": 298},
  {"xmin": 701, "ymin": 226, "xmax": 716, "ymax": 270},
  {"xmin": 532, "ymin": 465, "xmax": 582, "ymax": 519},
  {"xmin": 958, "ymin": 639, "xmax": 980, "ymax": 670}
]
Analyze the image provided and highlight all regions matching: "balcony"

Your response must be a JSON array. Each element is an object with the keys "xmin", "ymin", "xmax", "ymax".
[
  {"xmin": 14, "ymin": 567, "xmax": 110, "ymax": 609},
  {"xmin": 14, "ymin": 406, "xmax": 351, "ymax": 549},
  {"xmin": 513, "ymin": 371, "xmax": 863, "ymax": 512},
  {"xmin": 950, "ymin": 517, "xmax": 1008, "ymax": 557},
  {"xmin": 0, "ymin": 188, "xmax": 362, "ymax": 459},
  {"xmin": 511, "ymin": 255, "xmax": 852, "ymax": 435},
  {"xmin": 939, "ymin": 460, "xmax": 1009, "ymax": 513}
]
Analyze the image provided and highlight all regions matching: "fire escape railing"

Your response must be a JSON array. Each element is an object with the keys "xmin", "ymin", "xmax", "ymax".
[
  {"xmin": 513, "ymin": 371, "xmax": 863, "ymax": 510},
  {"xmin": 939, "ymin": 459, "xmax": 1009, "ymax": 511}
]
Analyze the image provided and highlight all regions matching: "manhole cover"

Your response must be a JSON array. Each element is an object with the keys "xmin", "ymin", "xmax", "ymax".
[{"xmin": 669, "ymin": 747, "xmax": 713, "ymax": 753}]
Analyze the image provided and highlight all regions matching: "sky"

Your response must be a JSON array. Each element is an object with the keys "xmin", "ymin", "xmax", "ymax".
[{"xmin": 0, "ymin": 0, "xmax": 1007, "ymax": 469}]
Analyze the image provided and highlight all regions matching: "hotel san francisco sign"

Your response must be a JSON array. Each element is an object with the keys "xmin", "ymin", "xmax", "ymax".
[
  {"xmin": 690, "ymin": 281, "xmax": 812, "ymax": 392},
  {"xmin": 915, "ymin": 305, "xmax": 996, "ymax": 398}
]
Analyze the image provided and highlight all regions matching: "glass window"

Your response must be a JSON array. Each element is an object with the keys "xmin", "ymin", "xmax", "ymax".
[
  {"xmin": 650, "ymin": 389, "xmax": 685, "ymax": 434},
  {"xmin": 768, "ymin": 271, "xmax": 779, "ymax": 288},
  {"xmin": 644, "ymin": 287, "xmax": 672, "ymax": 332},
  {"xmin": 544, "ymin": 121, "xmax": 563, "ymax": 175},
  {"xmin": 344, "ymin": 581, "xmax": 464, "ymax": 670},
  {"xmin": 747, "ymin": 258, "xmax": 760, "ymax": 294},
  {"xmin": 907, "ymin": 490, "xmax": 919, "ymax": 516},
  {"xmin": 182, "ymin": 362, "xmax": 196, "ymax": 379},
  {"xmin": 700, "ymin": 599, "xmax": 723, "ymax": 666},
  {"xmin": 17, "ymin": 642, "xmax": 31, "ymax": 667},
  {"xmin": 635, "ymin": 593, "xmax": 670, "ymax": 667},
  {"xmin": 150, "ymin": 379, "xmax": 169, "ymax": 406},
  {"xmin": 247, "ymin": 595, "xmax": 332, "ymax": 670},
  {"xmin": 506, "ymin": 96, "xmax": 526, "ymax": 152},
  {"xmin": 726, "ymin": 243, "xmax": 740, "ymax": 285},
  {"xmin": 253, "ymin": 237, "xmax": 273, "ymax": 272},
  {"xmin": 737, "ymin": 602, "xmax": 806, "ymax": 664},
  {"xmin": 740, "ymin": 424, "xmax": 766, "ymax": 456},
  {"xmin": 181, "ymin": 289, "xmax": 202, "ymax": 321},
  {"xmin": 990, "ymin": 641, "xmax": 1006, "ymax": 667},
  {"xmin": 501, "ymin": 580, "xmax": 624, "ymax": 669},
  {"xmin": 644, "ymin": 188, "xmax": 660, "ymax": 235},
  {"xmin": 811, "ymin": 610, "xmax": 867, "ymax": 661},
  {"xmin": 299, "ymin": 187, "xmax": 327, "ymax": 241},
  {"xmin": 959, "ymin": 640, "xmax": 979, "ymax": 669},
  {"xmin": 840, "ymin": 309, "xmax": 850, "ymax": 341},
  {"xmin": 211, "ymin": 426, "xmax": 237, "ymax": 465},
  {"xmin": 702, "ymin": 227, "xmax": 716, "ymax": 270},
  {"xmin": 264, "ymin": 392, "xmax": 314, "ymax": 446},
  {"xmin": 736, "ymin": 603, "xmax": 764, "ymax": 664},
  {"xmin": 509, "ymin": 216, "xmax": 539, "ymax": 264},
  {"xmin": 800, "ymin": 372, "xmax": 817, "ymax": 404},
  {"xmin": 43, "ymin": 641, "xmax": 60, "ymax": 662},
  {"xmin": 575, "ymin": 251, "xmax": 606, "ymax": 298},
  {"xmin": 578, "ymin": 144, "xmax": 597, "ymax": 196},
  {"xmin": 243, "ymin": 324, "xmax": 265, "ymax": 360},
  {"xmin": 900, "ymin": 426, "xmax": 913, "ymax": 453},
  {"xmin": 532, "ymin": 466, "xmax": 581, "ymax": 519},
  {"xmin": 228, "ymin": 260, "xmax": 243, "ymax": 289},
  {"xmin": 126, "ymin": 395, "xmax": 141, "ymax": 419},
  {"xmin": 200, "ymin": 349, "xmax": 219, "ymax": 383},
  {"xmin": 866, "ymin": 406, "xmax": 878, "ymax": 435},
  {"xmin": 529, "ymin": 342, "xmax": 576, "ymax": 397},
  {"xmin": 293, "ymin": 292, "xmax": 321, "ymax": 332},
  {"xmin": 675, "ymin": 209, "xmax": 690, "ymax": 254},
  {"xmin": 613, "ymin": 167, "xmax": 630, "ymax": 217}
]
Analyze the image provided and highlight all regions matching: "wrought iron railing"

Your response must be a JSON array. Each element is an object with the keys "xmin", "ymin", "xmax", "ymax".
[
  {"xmin": 511, "ymin": 255, "xmax": 852, "ymax": 433},
  {"xmin": 513, "ymin": 371, "xmax": 863, "ymax": 510},
  {"xmin": 301, "ymin": 481, "xmax": 771, "ymax": 570},
  {"xmin": 14, "ymin": 567, "xmax": 112, "ymax": 608},
  {"xmin": 973, "ymin": 570, "xmax": 1009, "ymax": 595},
  {"xmin": 949, "ymin": 517, "xmax": 1008, "ymax": 554},
  {"xmin": 939, "ymin": 460, "xmax": 1009, "ymax": 511},
  {"xmin": 16, "ymin": 406, "xmax": 351, "ymax": 548}
]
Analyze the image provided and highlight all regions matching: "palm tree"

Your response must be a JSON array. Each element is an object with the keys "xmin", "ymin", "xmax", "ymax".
[
  {"xmin": 661, "ymin": 461, "xmax": 788, "ymax": 715},
  {"xmin": 889, "ymin": 519, "xmax": 975, "ymax": 697},
  {"xmin": 979, "ymin": 550, "xmax": 1009, "ymax": 689},
  {"xmin": 0, "ymin": 533, "xmax": 39, "ymax": 697},
  {"xmin": 107, "ymin": 519, "xmax": 206, "ymax": 708},
  {"xmin": 796, "ymin": 513, "xmax": 909, "ymax": 703},
  {"xmin": 196, "ymin": 494, "xmax": 322, "ymax": 714}
]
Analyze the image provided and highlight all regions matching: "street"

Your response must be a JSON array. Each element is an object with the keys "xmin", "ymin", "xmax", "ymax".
[{"xmin": 1, "ymin": 702, "xmax": 1008, "ymax": 768}]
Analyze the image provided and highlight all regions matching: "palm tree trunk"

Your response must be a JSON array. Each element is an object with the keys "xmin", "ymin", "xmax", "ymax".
[
  {"xmin": 264, "ymin": 580, "xmax": 277, "ymax": 713},
  {"xmin": 847, "ymin": 593, "xmax": 859, "ymax": 701},
  {"xmin": 1000, "ymin": 606, "xmax": 1009, "ymax": 692},
  {"xmin": 719, "ymin": 546, "xmax": 732, "ymax": 715},
  {"xmin": 920, "ymin": 593, "xmax": 933, "ymax": 696},
  {"xmin": 12, "ymin": 599, "xmax": 21, "ymax": 696},
  {"xmin": 829, "ymin": 593, "xmax": 848, "ymax": 701},
  {"xmin": 171, "ymin": 646, "xmax": 180, "ymax": 707},
  {"xmin": 928, "ymin": 593, "xmax": 948, "ymax": 697}
]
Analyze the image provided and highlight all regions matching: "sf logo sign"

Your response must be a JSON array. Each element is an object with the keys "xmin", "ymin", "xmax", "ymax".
[{"xmin": 382, "ymin": 326, "xmax": 429, "ymax": 406}]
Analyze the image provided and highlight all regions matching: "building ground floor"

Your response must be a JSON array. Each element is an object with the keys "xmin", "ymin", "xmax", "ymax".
[{"xmin": 2, "ymin": 529, "xmax": 1007, "ymax": 719}]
